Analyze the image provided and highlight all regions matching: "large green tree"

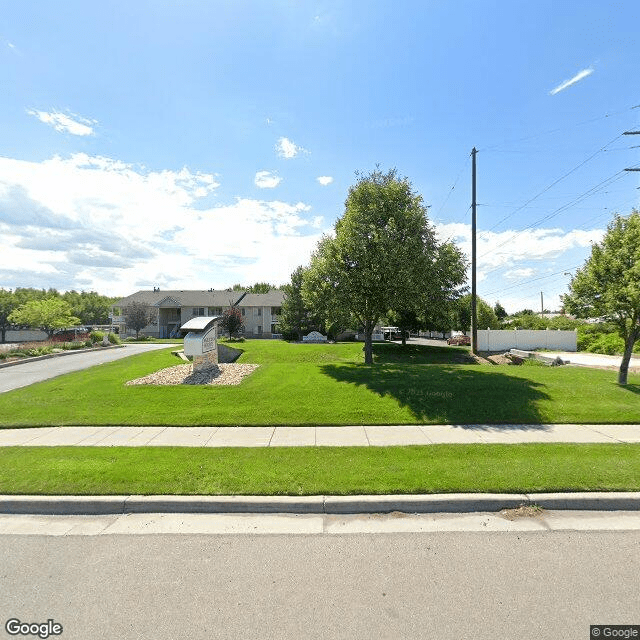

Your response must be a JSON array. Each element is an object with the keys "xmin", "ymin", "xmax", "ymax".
[
  {"xmin": 62, "ymin": 291, "xmax": 117, "ymax": 324},
  {"xmin": 8, "ymin": 298, "xmax": 81, "ymax": 338},
  {"xmin": 421, "ymin": 242, "xmax": 468, "ymax": 337},
  {"xmin": 303, "ymin": 168, "xmax": 440, "ymax": 364},
  {"xmin": 452, "ymin": 294, "xmax": 500, "ymax": 333},
  {"xmin": 563, "ymin": 210, "xmax": 640, "ymax": 385},
  {"xmin": 279, "ymin": 266, "xmax": 319, "ymax": 340}
]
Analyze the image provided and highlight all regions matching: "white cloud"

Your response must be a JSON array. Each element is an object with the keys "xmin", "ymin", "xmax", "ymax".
[
  {"xmin": 549, "ymin": 68, "xmax": 593, "ymax": 95},
  {"xmin": 505, "ymin": 267, "xmax": 535, "ymax": 279},
  {"xmin": 316, "ymin": 176, "xmax": 333, "ymax": 186},
  {"xmin": 0, "ymin": 153, "xmax": 324, "ymax": 294},
  {"xmin": 254, "ymin": 170, "xmax": 282, "ymax": 189},
  {"xmin": 27, "ymin": 109, "xmax": 97, "ymax": 136},
  {"xmin": 436, "ymin": 222, "xmax": 602, "ymax": 273},
  {"xmin": 275, "ymin": 136, "xmax": 308, "ymax": 159},
  {"xmin": 434, "ymin": 221, "xmax": 605, "ymax": 312}
]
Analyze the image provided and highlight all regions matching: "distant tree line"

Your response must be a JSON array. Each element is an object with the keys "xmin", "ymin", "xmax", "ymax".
[{"xmin": 0, "ymin": 288, "xmax": 118, "ymax": 342}]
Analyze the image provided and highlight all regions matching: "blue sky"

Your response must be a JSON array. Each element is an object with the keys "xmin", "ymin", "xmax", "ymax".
[{"xmin": 1, "ymin": 1, "xmax": 639, "ymax": 312}]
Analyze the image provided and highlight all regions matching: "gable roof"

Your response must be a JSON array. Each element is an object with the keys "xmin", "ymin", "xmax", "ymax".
[
  {"xmin": 237, "ymin": 290, "xmax": 285, "ymax": 307},
  {"xmin": 113, "ymin": 290, "xmax": 243, "ymax": 308}
]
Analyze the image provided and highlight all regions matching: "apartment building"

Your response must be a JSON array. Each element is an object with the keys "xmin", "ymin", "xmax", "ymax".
[{"xmin": 111, "ymin": 289, "xmax": 284, "ymax": 338}]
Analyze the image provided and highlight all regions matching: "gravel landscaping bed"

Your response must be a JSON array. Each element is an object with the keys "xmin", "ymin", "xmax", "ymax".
[{"xmin": 126, "ymin": 363, "xmax": 259, "ymax": 386}]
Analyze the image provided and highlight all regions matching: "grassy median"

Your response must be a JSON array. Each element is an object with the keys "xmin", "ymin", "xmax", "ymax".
[
  {"xmin": 0, "ymin": 444, "xmax": 639, "ymax": 495},
  {"xmin": 1, "ymin": 340, "xmax": 639, "ymax": 426}
]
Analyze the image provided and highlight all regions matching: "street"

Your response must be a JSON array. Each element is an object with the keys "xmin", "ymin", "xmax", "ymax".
[
  {"xmin": 0, "ymin": 521, "xmax": 638, "ymax": 639},
  {"xmin": 0, "ymin": 343, "xmax": 176, "ymax": 393}
]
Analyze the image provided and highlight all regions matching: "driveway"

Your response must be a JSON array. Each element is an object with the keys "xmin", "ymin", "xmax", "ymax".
[
  {"xmin": 396, "ymin": 337, "xmax": 450, "ymax": 347},
  {"xmin": 535, "ymin": 351, "xmax": 640, "ymax": 370},
  {"xmin": 0, "ymin": 343, "xmax": 177, "ymax": 393}
]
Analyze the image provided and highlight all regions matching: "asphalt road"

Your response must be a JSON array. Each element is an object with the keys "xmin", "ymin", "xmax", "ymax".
[
  {"xmin": 0, "ymin": 529, "xmax": 637, "ymax": 640},
  {"xmin": 0, "ymin": 343, "xmax": 177, "ymax": 393}
]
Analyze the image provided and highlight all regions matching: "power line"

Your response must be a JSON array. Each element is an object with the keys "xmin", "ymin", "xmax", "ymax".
[
  {"xmin": 481, "ymin": 103, "xmax": 640, "ymax": 153},
  {"xmin": 432, "ymin": 155, "xmax": 470, "ymax": 222},
  {"xmin": 480, "ymin": 264, "xmax": 584, "ymax": 298},
  {"xmin": 476, "ymin": 167, "xmax": 631, "ymax": 263},
  {"xmin": 476, "ymin": 133, "xmax": 624, "ymax": 242}
]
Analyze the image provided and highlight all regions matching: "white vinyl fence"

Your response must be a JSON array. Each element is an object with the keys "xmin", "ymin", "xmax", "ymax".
[{"xmin": 476, "ymin": 329, "xmax": 577, "ymax": 352}]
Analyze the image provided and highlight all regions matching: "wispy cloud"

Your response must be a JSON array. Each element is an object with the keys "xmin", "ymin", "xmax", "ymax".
[
  {"xmin": 3, "ymin": 40, "xmax": 21, "ymax": 55},
  {"xmin": 27, "ymin": 109, "xmax": 97, "ymax": 136},
  {"xmin": 275, "ymin": 136, "xmax": 308, "ymax": 159},
  {"xmin": 505, "ymin": 267, "xmax": 536, "ymax": 279},
  {"xmin": 254, "ymin": 170, "xmax": 282, "ymax": 189},
  {"xmin": 316, "ymin": 176, "xmax": 333, "ymax": 186},
  {"xmin": 549, "ymin": 68, "xmax": 593, "ymax": 95}
]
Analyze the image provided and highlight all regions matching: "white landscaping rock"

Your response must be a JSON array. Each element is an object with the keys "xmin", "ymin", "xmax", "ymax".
[{"xmin": 125, "ymin": 363, "xmax": 258, "ymax": 386}]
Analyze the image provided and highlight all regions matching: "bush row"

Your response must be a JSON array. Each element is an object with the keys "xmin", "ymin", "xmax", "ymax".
[{"xmin": 0, "ymin": 333, "xmax": 121, "ymax": 360}]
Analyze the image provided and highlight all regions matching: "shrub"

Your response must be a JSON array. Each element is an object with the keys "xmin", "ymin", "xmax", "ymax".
[
  {"xmin": 62, "ymin": 341, "xmax": 86, "ymax": 350},
  {"xmin": 547, "ymin": 316, "xmax": 582, "ymax": 330},
  {"xmin": 108, "ymin": 332, "xmax": 121, "ymax": 344},
  {"xmin": 577, "ymin": 322, "xmax": 619, "ymax": 353},
  {"xmin": 89, "ymin": 330, "xmax": 105, "ymax": 343},
  {"xmin": 585, "ymin": 333, "xmax": 625, "ymax": 355}
]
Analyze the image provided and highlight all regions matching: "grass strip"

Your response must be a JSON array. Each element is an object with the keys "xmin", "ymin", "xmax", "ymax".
[{"xmin": 1, "ymin": 444, "xmax": 639, "ymax": 495}]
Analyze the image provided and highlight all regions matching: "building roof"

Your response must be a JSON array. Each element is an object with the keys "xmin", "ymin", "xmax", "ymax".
[
  {"xmin": 238, "ymin": 290, "xmax": 285, "ymax": 307},
  {"xmin": 113, "ymin": 290, "xmax": 243, "ymax": 308}
]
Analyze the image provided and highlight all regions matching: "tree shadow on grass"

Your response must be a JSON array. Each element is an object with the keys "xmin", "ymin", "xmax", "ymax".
[
  {"xmin": 320, "ymin": 363, "xmax": 551, "ymax": 427},
  {"xmin": 372, "ymin": 342, "xmax": 475, "ymax": 365},
  {"xmin": 620, "ymin": 384, "xmax": 640, "ymax": 395}
]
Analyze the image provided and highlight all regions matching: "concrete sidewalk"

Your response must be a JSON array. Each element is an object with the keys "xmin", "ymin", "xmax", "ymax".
[{"xmin": 0, "ymin": 423, "xmax": 639, "ymax": 447}]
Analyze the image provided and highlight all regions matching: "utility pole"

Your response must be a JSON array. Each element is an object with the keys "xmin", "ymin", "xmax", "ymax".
[
  {"xmin": 471, "ymin": 148, "xmax": 478, "ymax": 355},
  {"xmin": 540, "ymin": 291, "xmax": 544, "ymax": 315}
]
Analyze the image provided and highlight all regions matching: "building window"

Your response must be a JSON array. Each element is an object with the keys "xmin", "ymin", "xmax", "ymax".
[
  {"xmin": 271, "ymin": 307, "xmax": 281, "ymax": 316},
  {"xmin": 208, "ymin": 307, "xmax": 222, "ymax": 316},
  {"xmin": 256, "ymin": 308, "xmax": 262, "ymax": 317},
  {"xmin": 192, "ymin": 307, "xmax": 205, "ymax": 316},
  {"xmin": 257, "ymin": 326, "xmax": 263, "ymax": 334},
  {"xmin": 241, "ymin": 308, "xmax": 245, "ymax": 316}
]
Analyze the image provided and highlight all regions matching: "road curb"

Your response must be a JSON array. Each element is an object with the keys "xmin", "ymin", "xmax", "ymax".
[
  {"xmin": 0, "ymin": 344, "xmax": 125, "ymax": 370},
  {"xmin": 1, "ymin": 493, "xmax": 639, "ymax": 515}
]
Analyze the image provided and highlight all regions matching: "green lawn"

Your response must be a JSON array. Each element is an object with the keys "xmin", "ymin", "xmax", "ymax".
[
  {"xmin": 1, "ymin": 340, "xmax": 639, "ymax": 427},
  {"xmin": 1, "ymin": 444, "xmax": 639, "ymax": 495}
]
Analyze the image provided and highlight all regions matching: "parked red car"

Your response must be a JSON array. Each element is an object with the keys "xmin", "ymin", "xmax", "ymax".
[{"xmin": 447, "ymin": 334, "xmax": 470, "ymax": 346}]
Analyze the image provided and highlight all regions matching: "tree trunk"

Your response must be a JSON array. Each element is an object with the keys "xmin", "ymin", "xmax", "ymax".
[
  {"xmin": 364, "ymin": 329, "xmax": 373, "ymax": 365},
  {"xmin": 0, "ymin": 327, "xmax": 5, "ymax": 343},
  {"xmin": 618, "ymin": 329, "xmax": 639, "ymax": 385},
  {"xmin": 401, "ymin": 331, "xmax": 407, "ymax": 347}
]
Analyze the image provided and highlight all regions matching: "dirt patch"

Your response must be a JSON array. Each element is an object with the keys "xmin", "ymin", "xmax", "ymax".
[
  {"xmin": 499, "ymin": 505, "xmax": 544, "ymax": 520},
  {"xmin": 470, "ymin": 351, "xmax": 516, "ymax": 366}
]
